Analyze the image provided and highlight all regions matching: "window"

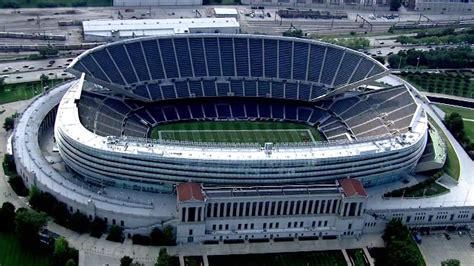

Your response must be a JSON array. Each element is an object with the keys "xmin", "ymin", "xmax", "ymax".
[
  {"xmin": 318, "ymin": 221, "xmax": 321, "ymax": 227},
  {"xmin": 288, "ymin": 222, "xmax": 291, "ymax": 228},
  {"xmin": 189, "ymin": 229, "xmax": 193, "ymax": 235},
  {"xmin": 263, "ymin": 223, "xmax": 267, "ymax": 229},
  {"xmin": 276, "ymin": 222, "xmax": 279, "ymax": 228},
  {"xmin": 244, "ymin": 224, "xmax": 248, "ymax": 229},
  {"xmin": 300, "ymin": 221, "xmax": 304, "ymax": 227},
  {"xmin": 295, "ymin": 201, "xmax": 301, "ymax": 215},
  {"xmin": 269, "ymin": 223, "xmax": 273, "ymax": 229},
  {"xmin": 225, "ymin": 224, "xmax": 229, "ymax": 230},
  {"xmin": 213, "ymin": 224, "xmax": 216, "ymax": 230},
  {"xmin": 112, "ymin": 219, "xmax": 116, "ymax": 225},
  {"xmin": 120, "ymin": 220, "xmax": 124, "ymax": 227},
  {"xmin": 233, "ymin": 202, "xmax": 238, "ymax": 217},
  {"xmin": 312, "ymin": 221, "xmax": 316, "ymax": 227},
  {"xmin": 348, "ymin": 223, "xmax": 352, "ymax": 230},
  {"xmin": 251, "ymin": 223, "xmax": 254, "ymax": 229},
  {"xmin": 238, "ymin": 224, "xmax": 241, "ymax": 230},
  {"xmin": 324, "ymin": 221, "xmax": 328, "ymax": 226}
]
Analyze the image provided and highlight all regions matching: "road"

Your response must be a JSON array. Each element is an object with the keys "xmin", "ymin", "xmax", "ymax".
[{"xmin": 0, "ymin": 57, "xmax": 74, "ymax": 83}]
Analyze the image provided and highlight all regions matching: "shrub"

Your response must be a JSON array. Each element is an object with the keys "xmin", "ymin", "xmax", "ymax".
[
  {"xmin": 106, "ymin": 225, "xmax": 123, "ymax": 243},
  {"xmin": 69, "ymin": 211, "xmax": 90, "ymax": 234},
  {"xmin": 132, "ymin": 234, "xmax": 151, "ymax": 246},
  {"xmin": 90, "ymin": 217, "xmax": 107, "ymax": 238}
]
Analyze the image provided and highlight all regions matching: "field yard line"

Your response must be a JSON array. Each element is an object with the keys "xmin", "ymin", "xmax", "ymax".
[
  {"xmin": 158, "ymin": 129, "xmax": 310, "ymax": 133},
  {"xmin": 307, "ymin": 129, "xmax": 316, "ymax": 143}
]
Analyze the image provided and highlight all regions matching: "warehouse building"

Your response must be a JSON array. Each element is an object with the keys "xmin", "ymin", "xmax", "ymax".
[{"xmin": 82, "ymin": 18, "xmax": 240, "ymax": 42}]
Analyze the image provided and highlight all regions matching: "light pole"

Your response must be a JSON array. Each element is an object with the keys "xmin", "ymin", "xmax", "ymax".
[{"xmin": 416, "ymin": 56, "xmax": 420, "ymax": 69}]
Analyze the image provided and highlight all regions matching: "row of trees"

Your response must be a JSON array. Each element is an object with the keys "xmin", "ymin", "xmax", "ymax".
[
  {"xmin": 320, "ymin": 37, "xmax": 371, "ymax": 51},
  {"xmin": 388, "ymin": 46, "xmax": 474, "ymax": 69},
  {"xmin": 382, "ymin": 220, "xmax": 425, "ymax": 266},
  {"xmin": 0, "ymin": 201, "xmax": 78, "ymax": 266},
  {"xmin": 28, "ymin": 185, "xmax": 176, "ymax": 245},
  {"xmin": 132, "ymin": 226, "xmax": 175, "ymax": 246},
  {"xmin": 444, "ymin": 112, "xmax": 474, "ymax": 159},
  {"xmin": 396, "ymin": 27, "xmax": 474, "ymax": 45}
]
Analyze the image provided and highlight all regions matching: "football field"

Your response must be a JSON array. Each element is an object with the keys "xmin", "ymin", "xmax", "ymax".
[{"xmin": 151, "ymin": 121, "xmax": 324, "ymax": 145}]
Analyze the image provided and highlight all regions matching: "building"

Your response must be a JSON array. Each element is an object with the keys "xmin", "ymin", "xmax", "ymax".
[
  {"xmin": 11, "ymin": 34, "xmax": 474, "ymax": 246},
  {"xmin": 411, "ymin": 0, "xmax": 473, "ymax": 13},
  {"xmin": 213, "ymin": 8, "xmax": 239, "ymax": 18},
  {"xmin": 177, "ymin": 180, "xmax": 368, "ymax": 243},
  {"xmin": 82, "ymin": 19, "xmax": 240, "ymax": 42},
  {"xmin": 113, "ymin": 0, "xmax": 202, "ymax": 6}
]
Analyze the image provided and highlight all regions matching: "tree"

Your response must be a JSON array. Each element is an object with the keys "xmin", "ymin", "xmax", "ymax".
[
  {"xmin": 15, "ymin": 208, "xmax": 48, "ymax": 247},
  {"xmin": 386, "ymin": 239, "xmax": 421, "ymax": 266},
  {"xmin": 39, "ymin": 46, "xmax": 59, "ymax": 58},
  {"xmin": 162, "ymin": 225, "xmax": 175, "ymax": 245},
  {"xmin": 155, "ymin": 248, "xmax": 171, "ymax": 266},
  {"xmin": 445, "ymin": 112, "xmax": 464, "ymax": 139},
  {"xmin": 69, "ymin": 211, "xmax": 90, "ymax": 234},
  {"xmin": 106, "ymin": 225, "xmax": 123, "ymax": 242},
  {"xmin": 3, "ymin": 116, "xmax": 14, "ymax": 131},
  {"xmin": 53, "ymin": 236, "xmax": 70, "ymax": 266},
  {"xmin": 0, "ymin": 201, "xmax": 16, "ymax": 232},
  {"xmin": 65, "ymin": 259, "xmax": 77, "ymax": 266},
  {"xmin": 51, "ymin": 201, "xmax": 71, "ymax": 226},
  {"xmin": 390, "ymin": 0, "xmax": 402, "ymax": 11},
  {"xmin": 121, "ymin": 256, "xmax": 134, "ymax": 266},
  {"xmin": 282, "ymin": 28, "xmax": 304, "ymax": 38},
  {"xmin": 441, "ymin": 259, "xmax": 460, "ymax": 266},
  {"xmin": 150, "ymin": 227, "xmax": 164, "ymax": 246},
  {"xmin": 90, "ymin": 217, "xmax": 107, "ymax": 238},
  {"xmin": 0, "ymin": 76, "xmax": 5, "ymax": 90},
  {"xmin": 40, "ymin": 74, "xmax": 49, "ymax": 89}
]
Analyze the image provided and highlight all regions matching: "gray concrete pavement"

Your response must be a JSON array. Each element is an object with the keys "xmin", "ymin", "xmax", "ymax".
[{"xmin": 417, "ymin": 232, "xmax": 474, "ymax": 266}]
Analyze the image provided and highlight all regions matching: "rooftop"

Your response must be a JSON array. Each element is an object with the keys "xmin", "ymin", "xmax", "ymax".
[
  {"xmin": 339, "ymin": 178, "xmax": 368, "ymax": 197},
  {"xmin": 83, "ymin": 18, "xmax": 240, "ymax": 36},
  {"xmin": 177, "ymin": 183, "xmax": 205, "ymax": 202}
]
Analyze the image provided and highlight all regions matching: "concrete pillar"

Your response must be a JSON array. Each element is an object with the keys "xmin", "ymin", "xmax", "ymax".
[{"xmin": 184, "ymin": 207, "xmax": 189, "ymax": 222}]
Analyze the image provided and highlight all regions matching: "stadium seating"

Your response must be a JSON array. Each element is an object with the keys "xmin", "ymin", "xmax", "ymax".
[
  {"xmin": 78, "ymin": 84, "xmax": 416, "ymax": 141},
  {"xmin": 71, "ymin": 36, "xmax": 386, "ymax": 102}
]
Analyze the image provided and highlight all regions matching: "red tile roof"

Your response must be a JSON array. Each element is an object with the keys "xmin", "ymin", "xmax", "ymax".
[
  {"xmin": 177, "ymin": 182, "xmax": 204, "ymax": 202},
  {"xmin": 339, "ymin": 178, "xmax": 368, "ymax": 197}
]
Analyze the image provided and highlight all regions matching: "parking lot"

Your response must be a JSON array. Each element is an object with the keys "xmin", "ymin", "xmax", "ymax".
[{"xmin": 417, "ymin": 232, "xmax": 474, "ymax": 265}]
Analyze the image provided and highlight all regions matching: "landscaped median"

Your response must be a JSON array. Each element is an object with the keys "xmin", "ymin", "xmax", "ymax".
[{"xmin": 0, "ymin": 79, "xmax": 70, "ymax": 105}]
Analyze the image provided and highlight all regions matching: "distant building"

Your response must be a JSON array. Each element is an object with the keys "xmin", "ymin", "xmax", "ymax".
[
  {"xmin": 411, "ymin": 0, "xmax": 473, "ymax": 13},
  {"xmin": 113, "ymin": 0, "xmax": 202, "ymax": 6},
  {"xmin": 82, "ymin": 18, "xmax": 240, "ymax": 42},
  {"xmin": 213, "ymin": 7, "xmax": 239, "ymax": 18}
]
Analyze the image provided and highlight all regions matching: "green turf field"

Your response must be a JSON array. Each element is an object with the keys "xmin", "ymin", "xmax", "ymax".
[
  {"xmin": 0, "ymin": 233, "xmax": 52, "ymax": 266},
  {"xmin": 151, "ymin": 121, "xmax": 324, "ymax": 145}
]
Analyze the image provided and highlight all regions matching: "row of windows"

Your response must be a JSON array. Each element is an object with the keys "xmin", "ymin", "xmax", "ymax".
[
  {"xmin": 210, "ymin": 220, "xmax": 330, "ymax": 232},
  {"xmin": 206, "ymin": 199, "xmax": 341, "ymax": 218}
]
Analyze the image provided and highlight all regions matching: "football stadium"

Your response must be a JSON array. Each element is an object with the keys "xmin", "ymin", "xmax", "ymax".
[{"xmin": 15, "ymin": 34, "xmax": 472, "ymax": 244}]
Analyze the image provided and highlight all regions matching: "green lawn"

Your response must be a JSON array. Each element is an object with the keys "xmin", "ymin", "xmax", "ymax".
[
  {"xmin": 435, "ymin": 104, "xmax": 474, "ymax": 120},
  {"xmin": 151, "ymin": 121, "xmax": 324, "ymax": 145},
  {"xmin": 397, "ymin": 71, "xmax": 474, "ymax": 98},
  {"xmin": 209, "ymin": 250, "xmax": 347, "ymax": 266},
  {"xmin": 0, "ymin": 233, "xmax": 52, "ymax": 266},
  {"xmin": 0, "ymin": 80, "xmax": 65, "ymax": 104},
  {"xmin": 347, "ymin": 249, "xmax": 367, "ymax": 266}
]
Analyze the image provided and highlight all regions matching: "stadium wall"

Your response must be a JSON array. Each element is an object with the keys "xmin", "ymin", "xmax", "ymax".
[{"xmin": 113, "ymin": 0, "xmax": 202, "ymax": 6}]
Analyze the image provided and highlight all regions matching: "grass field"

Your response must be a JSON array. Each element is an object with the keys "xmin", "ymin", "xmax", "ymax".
[
  {"xmin": 435, "ymin": 104, "xmax": 474, "ymax": 120},
  {"xmin": 435, "ymin": 103, "xmax": 474, "ymax": 149},
  {"xmin": 0, "ymin": 79, "xmax": 65, "ymax": 104},
  {"xmin": 209, "ymin": 250, "xmax": 347, "ymax": 266},
  {"xmin": 0, "ymin": 233, "xmax": 52, "ymax": 266},
  {"xmin": 397, "ymin": 71, "xmax": 474, "ymax": 98},
  {"xmin": 151, "ymin": 121, "xmax": 324, "ymax": 145}
]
